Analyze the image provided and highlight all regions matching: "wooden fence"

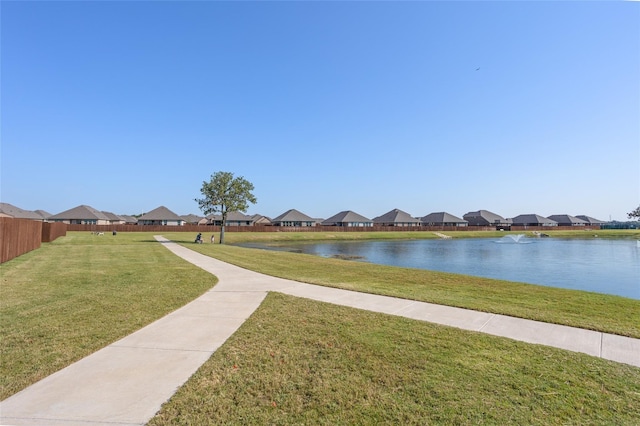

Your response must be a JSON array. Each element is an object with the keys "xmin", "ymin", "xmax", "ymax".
[
  {"xmin": 0, "ymin": 218, "xmax": 68, "ymax": 264},
  {"xmin": 1, "ymin": 218, "xmax": 43, "ymax": 263},
  {"xmin": 42, "ymin": 222, "xmax": 68, "ymax": 243}
]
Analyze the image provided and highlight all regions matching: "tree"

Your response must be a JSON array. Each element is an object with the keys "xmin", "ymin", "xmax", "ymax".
[
  {"xmin": 628, "ymin": 206, "xmax": 640, "ymax": 220},
  {"xmin": 195, "ymin": 172, "xmax": 257, "ymax": 244}
]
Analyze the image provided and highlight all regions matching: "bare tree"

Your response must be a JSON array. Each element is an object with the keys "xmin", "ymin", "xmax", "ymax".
[{"xmin": 195, "ymin": 171, "xmax": 257, "ymax": 244}]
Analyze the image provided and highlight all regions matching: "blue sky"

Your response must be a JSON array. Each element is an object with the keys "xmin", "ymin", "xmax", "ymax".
[{"xmin": 2, "ymin": 1, "xmax": 638, "ymax": 221}]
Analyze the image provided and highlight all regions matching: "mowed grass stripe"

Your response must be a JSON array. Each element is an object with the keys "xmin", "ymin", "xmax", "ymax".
[
  {"xmin": 1, "ymin": 232, "xmax": 216, "ymax": 399},
  {"xmin": 149, "ymin": 293, "xmax": 640, "ymax": 425},
  {"xmin": 163, "ymin": 231, "xmax": 640, "ymax": 339}
]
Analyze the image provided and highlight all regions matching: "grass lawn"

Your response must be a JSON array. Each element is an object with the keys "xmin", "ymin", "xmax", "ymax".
[
  {"xmin": 163, "ymin": 230, "xmax": 640, "ymax": 339},
  {"xmin": 2, "ymin": 229, "xmax": 639, "ymax": 424},
  {"xmin": 195, "ymin": 229, "xmax": 640, "ymax": 244},
  {"xmin": 149, "ymin": 292, "xmax": 640, "ymax": 425},
  {"xmin": 0, "ymin": 232, "xmax": 216, "ymax": 400}
]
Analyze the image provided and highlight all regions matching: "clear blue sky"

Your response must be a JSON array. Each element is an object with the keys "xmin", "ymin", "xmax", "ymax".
[{"xmin": 2, "ymin": 1, "xmax": 638, "ymax": 221}]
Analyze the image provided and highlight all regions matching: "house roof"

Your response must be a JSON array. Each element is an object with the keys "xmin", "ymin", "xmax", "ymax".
[
  {"xmin": 463, "ymin": 209, "xmax": 506, "ymax": 224},
  {"xmin": 138, "ymin": 206, "xmax": 183, "ymax": 221},
  {"xmin": 181, "ymin": 214, "xmax": 204, "ymax": 223},
  {"xmin": 49, "ymin": 205, "xmax": 111, "ymax": 221},
  {"xmin": 0, "ymin": 203, "xmax": 44, "ymax": 220},
  {"xmin": 372, "ymin": 208, "xmax": 421, "ymax": 224},
  {"xmin": 510, "ymin": 214, "xmax": 558, "ymax": 225},
  {"xmin": 120, "ymin": 215, "xmax": 138, "ymax": 223},
  {"xmin": 576, "ymin": 215, "xmax": 606, "ymax": 224},
  {"xmin": 34, "ymin": 210, "xmax": 52, "ymax": 219},
  {"xmin": 251, "ymin": 214, "xmax": 272, "ymax": 224},
  {"xmin": 547, "ymin": 214, "xmax": 588, "ymax": 225},
  {"xmin": 271, "ymin": 209, "xmax": 315, "ymax": 222},
  {"xmin": 420, "ymin": 212, "xmax": 467, "ymax": 224},
  {"xmin": 206, "ymin": 211, "xmax": 253, "ymax": 221},
  {"xmin": 322, "ymin": 210, "xmax": 371, "ymax": 225},
  {"xmin": 102, "ymin": 211, "xmax": 125, "ymax": 221}
]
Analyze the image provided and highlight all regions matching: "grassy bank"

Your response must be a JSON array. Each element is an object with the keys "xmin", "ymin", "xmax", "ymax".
[
  {"xmin": 3, "ymin": 230, "xmax": 638, "ymax": 417},
  {"xmin": 0, "ymin": 232, "xmax": 216, "ymax": 400},
  {"xmin": 209, "ymin": 228, "xmax": 640, "ymax": 244},
  {"xmin": 164, "ymin": 231, "xmax": 640, "ymax": 339},
  {"xmin": 149, "ymin": 292, "xmax": 640, "ymax": 425}
]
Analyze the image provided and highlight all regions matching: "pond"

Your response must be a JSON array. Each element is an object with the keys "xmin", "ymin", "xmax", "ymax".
[{"xmin": 238, "ymin": 236, "xmax": 640, "ymax": 299}]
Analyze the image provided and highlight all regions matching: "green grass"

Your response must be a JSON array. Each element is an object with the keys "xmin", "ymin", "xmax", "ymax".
[
  {"xmin": 200, "ymin": 228, "xmax": 640, "ymax": 244},
  {"xmin": 3, "ymin": 229, "xmax": 639, "ymax": 425},
  {"xmin": 0, "ymin": 232, "xmax": 216, "ymax": 400},
  {"xmin": 164, "ymin": 232, "xmax": 640, "ymax": 339},
  {"xmin": 149, "ymin": 292, "xmax": 640, "ymax": 425}
]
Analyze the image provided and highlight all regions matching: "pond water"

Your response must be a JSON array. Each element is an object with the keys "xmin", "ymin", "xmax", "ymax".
[{"xmin": 239, "ymin": 236, "xmax": 640, "ymax": 299}]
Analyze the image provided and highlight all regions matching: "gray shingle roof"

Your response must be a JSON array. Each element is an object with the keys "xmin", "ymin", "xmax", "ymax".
[
  {"xmin": 547, "ymin": 214, "xmax": 588, "ymax": 225},
  {"xmin": 271, "ymin": 209, "xmax": 315, "ymax": 222},
  {"xmin": 576, "ymin": 215, "xmax": 606, "ymax": 225},
  {"xmin": 138, "ymin": 206, "xmax": 183, "ymax": 221},
  {"xmin": 510, "ymin": 214, "xmax": 558, "ymax": 226},
  {"xmin": 206, "ymin": 211, "xmax": 253, "ymax": 222},
  {"xmin": 120, "ymin": 215, "xmax": 138, "ymax": 224},
  {"xmin": 34, "ymin": 210, "xmax": 52, "ymax": 220},
  {"xmin": 372, "ymin": 208, "xmax": 421, "ymax": 225},
  {"xmin": 251, "ymin": 214, "xmax": 271, "ymax": 224},
  {"xmin": 181, "ymin": 214, "xmax": 205, "ymax": 223},
  {"xmin": 463, "ymin": 210, "xmax": 506, "ymax": 225},
  {"xmin": 49, "ymin": 205, "xmax": 111, "ymax": 221},
  {"xmin": 420, "ymin": 212, "xmax": 467, "ymax": 224},
  {"xmin": 321, "ymin": 210, "xmax": 371, "ymax": 225},
  {"xmin": 102, "ymin": 211, "xmax": 125, "ymax": 221},
  {"xmin": 0, "ymin": 203, "xmax": 44, "ymax": 220}
]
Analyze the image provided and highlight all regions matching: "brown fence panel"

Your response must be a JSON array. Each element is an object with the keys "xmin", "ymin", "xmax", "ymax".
[
  {"xmin": 0, "ymin": 218, "xmax": 43, "ymax": 263},
  {"xmin": 42, "ymin": 222, "xmax": 68, "ymax": 242},
  {"xmin": 66, "ymin": 224, "xmax": 220, "ymax": 233}
]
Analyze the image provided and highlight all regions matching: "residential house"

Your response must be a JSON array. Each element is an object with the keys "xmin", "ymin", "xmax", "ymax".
[
  {"xmin": 137, "ymin": 206, "xmax": 184, "ymax": 226},
  {"xmin": 120, "ymin": 215, "xmax": 139, "ymax": 225},
  {"xmin": 102, "ymin": 211, "xmax": 126, "ymax": 225},
  {"xmin": 510, "ymin": 214, "xmax": 558, "ymax": 227},
  {"xmin": 463, "ymin": 210, "xmax": 510, "ymax": 227},
  {"xmin": 322, "ymin": 210, "xmax": 373, "ymax": 227},
  {"xmin": 420, "ymin": 212, "xmax": 468, "ymax": 227},
  {"xmin": 576, "ymin": 215, "xmax": 606, "ymax": 226},
  {"xmin": 34, "ymin": 210, "xmax": 52, "ymax": 221},
  {"xmin": 49, "ymin": 205, "xmax": 111, "ymax": 225},
  {"xmin": 251, "ymin": 214, "xmax": 271, "ymax": 226},
  {"xmin": 181, "ymin": 214, "xmax": 205, "ymax": 225},
  {"xmin": 547, "ymin": 215, "xmax": 588, "ymax": 226},
  {"xmin": 372, "ymin": 208, "xmax": 421, "ymax": 226},
  {"xmin": 0, "ymin": 203, "xmax": 48, "ymax": 221},
  {"xmin": 271, "ymin": 209, "xmax": 316, "ymax": 227},
  {"xmin": 207, "ymin": 211, "xmax": 254, "ymax": 226}
]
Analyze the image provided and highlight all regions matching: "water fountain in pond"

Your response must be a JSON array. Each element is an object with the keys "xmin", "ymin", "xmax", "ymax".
[{"xmin": 496, "ymin": 234, "xmax": 528, "ymax": 244}]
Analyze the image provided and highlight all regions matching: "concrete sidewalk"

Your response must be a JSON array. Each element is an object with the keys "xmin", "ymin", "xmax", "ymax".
[{"xmin": 2, "ymin": 236, "xmax": 638, "ymax": 426}]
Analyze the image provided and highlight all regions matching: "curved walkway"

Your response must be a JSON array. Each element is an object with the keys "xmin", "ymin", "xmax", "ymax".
[{"xmin": 2, "ymin": 236, "xmax": 638, "ymax": 426}]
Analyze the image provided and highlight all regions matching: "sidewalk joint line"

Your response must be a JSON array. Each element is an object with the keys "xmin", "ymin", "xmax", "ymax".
[{"xmin": 478, "ymin": 313, "xmax": 497, "ymax": 332}]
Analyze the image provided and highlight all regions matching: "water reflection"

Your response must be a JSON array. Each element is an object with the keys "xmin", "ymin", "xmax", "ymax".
[{"xmin": 238, "ymin": 238, "xmax": 640, "ymax": 299}]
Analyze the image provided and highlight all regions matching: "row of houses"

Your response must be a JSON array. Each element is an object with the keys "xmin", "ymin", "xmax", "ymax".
[
  {"xmin": 1, "ymin": 203, "xmax": 606, "ymax": 228},
  {"xmin": 271, "ymin": 208, "xmax": 605, "ymax": 227}
]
